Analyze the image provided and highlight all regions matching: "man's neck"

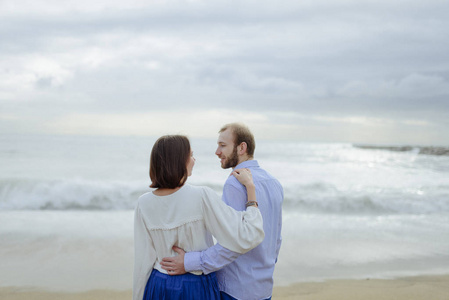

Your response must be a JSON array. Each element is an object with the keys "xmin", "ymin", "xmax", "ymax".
[{"xmin": 237, "ymin": 155, "xmax": 253, "ymax": 166}]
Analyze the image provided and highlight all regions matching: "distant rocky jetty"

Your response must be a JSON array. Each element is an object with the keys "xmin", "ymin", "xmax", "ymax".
[{"xmin": 353, "ymin": 145, "xmax": 449, "ymax": 156}]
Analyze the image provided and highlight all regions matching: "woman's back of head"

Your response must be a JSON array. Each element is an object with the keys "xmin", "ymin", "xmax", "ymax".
[{"xmin": 149, "ymin": 135, "xmax": 190, "ymax": 189}]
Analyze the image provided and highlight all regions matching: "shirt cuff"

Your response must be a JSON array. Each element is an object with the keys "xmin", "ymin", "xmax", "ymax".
[{"xmin": 184, "ymin": 251, "xmax": 202, "ymax": 273}]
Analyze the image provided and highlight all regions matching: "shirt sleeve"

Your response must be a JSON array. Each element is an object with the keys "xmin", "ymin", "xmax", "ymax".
[
  {"xmin": 201, "ymin": 186, "xmax": 265, "ymax": 254},
  {"xmin": 275, "ymin": 186, "xmax": 284, "ymax": 263},
  {"xmin": 184, "ymin": 243, "xmax": 240, "ymax": 274},
  {"xmin": 184, "ymin": 182, "xmax": 253, "ymax": 274},
  {"xmin": 133, "ymin": 203, "xmax": 157, "ymax": 300},
  {"xmin": 275, "ymin": 209, "xmax": 282, "ymax": 263}
]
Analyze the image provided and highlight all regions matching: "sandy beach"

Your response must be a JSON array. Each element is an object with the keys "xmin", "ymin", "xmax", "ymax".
[
  {"xmin": 272, "ymin": 275, "xmax": 449, "ymax": 300},
  {"xmin": 1, "ymin": 275, "xmax": 448, "ymax": 300}
]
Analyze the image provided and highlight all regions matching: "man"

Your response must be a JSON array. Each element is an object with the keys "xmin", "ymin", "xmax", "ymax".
[{"xmin": 161, "ymin": 123, "xmax": 283, "ymax": 300}]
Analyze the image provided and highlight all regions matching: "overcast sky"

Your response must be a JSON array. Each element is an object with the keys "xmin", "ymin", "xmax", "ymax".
[{"xmin": 1, "ymin": 0, "xmax": 448, "ymax": 145}]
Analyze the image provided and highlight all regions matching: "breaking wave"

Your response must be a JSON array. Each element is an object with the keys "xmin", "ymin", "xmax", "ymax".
[
  {"xmin": 283, "ymin": 182, "xmax": 449, "ymax": 215},
  {"xmin": 2, "ymin": 178, "xmax": 449, "ymax": 215},
  {"xmin": 0, "ymin": 178, "xmax": 147, "ymax": 210}
]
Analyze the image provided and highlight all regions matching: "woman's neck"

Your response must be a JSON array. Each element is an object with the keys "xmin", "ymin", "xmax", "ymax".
[{"xmin": 153, "ymin": 186, "xmax": 182, "ymax": 196}]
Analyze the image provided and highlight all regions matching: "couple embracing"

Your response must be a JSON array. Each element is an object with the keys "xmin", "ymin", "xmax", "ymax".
[{"xmin": 133, "ymin": 123, "xmax": 284, "ymax": 300}]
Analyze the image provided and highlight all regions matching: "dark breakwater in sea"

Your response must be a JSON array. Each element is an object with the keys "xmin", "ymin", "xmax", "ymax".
[{"xmin": 354, "ymin": 144, "xmax": 449, "ymax": 156}]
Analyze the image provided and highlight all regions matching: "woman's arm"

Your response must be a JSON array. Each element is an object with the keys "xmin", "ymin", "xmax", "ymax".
[{"xmin": 201, "ymin": 184, "xmax": 264, "ymax": 254}]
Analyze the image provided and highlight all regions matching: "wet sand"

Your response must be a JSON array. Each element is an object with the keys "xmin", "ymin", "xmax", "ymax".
[
  {"xmin": 1, "ymin": 274, "xmax": 448, "ymax": 300},
  {"xmin": 272, "ymin": 275, "xmax": 449, "ymax": 300}
]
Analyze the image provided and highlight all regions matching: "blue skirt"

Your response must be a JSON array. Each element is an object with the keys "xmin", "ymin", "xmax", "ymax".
[{"xmin": 143, "ymin": 269, "xmax": 220, "ymax": 300}]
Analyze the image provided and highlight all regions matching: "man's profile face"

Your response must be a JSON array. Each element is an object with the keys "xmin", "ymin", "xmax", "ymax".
[{"xmin": 215, "ymin": 129, "xmax": 239, "ymax": 169}]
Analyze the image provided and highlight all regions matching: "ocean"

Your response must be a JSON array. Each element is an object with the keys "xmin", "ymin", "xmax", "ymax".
[{"xmin": 1, "ymin": 134, "xmax": 449, "ymax": 291}]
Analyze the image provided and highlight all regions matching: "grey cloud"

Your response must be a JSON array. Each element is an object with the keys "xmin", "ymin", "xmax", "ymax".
[{"xmin": 1, "ymin": 0, "xmax": 449, "ymax": 143}]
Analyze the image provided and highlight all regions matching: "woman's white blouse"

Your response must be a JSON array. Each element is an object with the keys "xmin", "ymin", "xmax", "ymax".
[{"xmin": 133, "ymin": 184, "xmax": 264, "ymax": 300}]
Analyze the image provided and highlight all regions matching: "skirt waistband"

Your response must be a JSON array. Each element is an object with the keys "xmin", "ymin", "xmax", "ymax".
[{"xmin": 154, "ymin": 261, "xmax": 203, "ymax": 276}]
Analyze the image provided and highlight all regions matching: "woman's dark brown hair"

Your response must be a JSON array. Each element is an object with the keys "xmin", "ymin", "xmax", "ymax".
[{"xmin": 149, "ymin": 135, "xmax": 191, "ymax": 189}]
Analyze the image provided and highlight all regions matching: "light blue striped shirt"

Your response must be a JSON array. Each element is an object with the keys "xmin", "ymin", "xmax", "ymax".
[{"xmin": 185, "ymin": 160, "xmax": 283, "ymax": 300}]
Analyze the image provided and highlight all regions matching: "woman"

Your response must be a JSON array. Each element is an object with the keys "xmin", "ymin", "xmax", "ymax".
[{"xmin": 133, "ymin": 135, "xmax": 264, "ymax": 300}]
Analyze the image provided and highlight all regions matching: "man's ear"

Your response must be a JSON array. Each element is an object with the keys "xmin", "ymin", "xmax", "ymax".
[{"xmin": 238, "ymin": 142, "xmax": 248, "ymax": 155}]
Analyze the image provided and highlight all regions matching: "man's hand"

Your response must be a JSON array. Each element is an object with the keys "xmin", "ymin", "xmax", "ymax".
[{"xmin": 160, "ymin": 246, "xmax": 186, "ymax": 275}]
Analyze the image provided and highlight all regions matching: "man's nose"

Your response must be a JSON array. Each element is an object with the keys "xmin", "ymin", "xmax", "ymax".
[{"xmin": 215, "ymin": 148, "xmax": 220, "ymax": 156}]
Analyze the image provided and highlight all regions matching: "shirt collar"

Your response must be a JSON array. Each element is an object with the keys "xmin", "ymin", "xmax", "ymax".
[{"xmin": 234, "ymin": 159, "xmax": 259, "ymax": 170}]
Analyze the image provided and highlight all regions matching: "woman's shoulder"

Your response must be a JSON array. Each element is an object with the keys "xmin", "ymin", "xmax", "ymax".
[
  {"xmin": 135, "ymin": 185, "xmax": 217, "ymax": 209},
  {"xmin": 181, "ymin": 183, "xmax": 210, "ymax": 192},
  {"xmin": 136, "ymin": 191, "xmax": 155, "ymax": 205},
  {"xmin": 181, "ymin": 184, "xmax": 221, "ymax": 205},
  {"xmin": 184, "ymin": 184, "xmax": 216, "ymax": 195},
  {"xmin": 138, "ymin": 191, "xmax": 153, "ymax": 199}
]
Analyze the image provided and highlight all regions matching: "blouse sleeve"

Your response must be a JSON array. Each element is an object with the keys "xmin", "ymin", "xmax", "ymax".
[
  {"xmin": 133, "ymin": 202, "xmax": 157, "ymax": 300},
  {"xmin": 201, "ymin": 187, "xmax": 265, "ymax": 254}
]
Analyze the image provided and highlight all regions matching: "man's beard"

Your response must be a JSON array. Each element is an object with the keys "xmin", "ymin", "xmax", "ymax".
[{"xmin": 222, "ymin": 146, "xmax": 239, "ymax": 169}]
